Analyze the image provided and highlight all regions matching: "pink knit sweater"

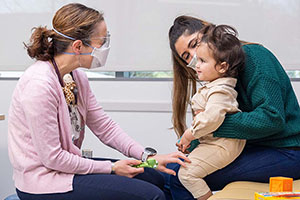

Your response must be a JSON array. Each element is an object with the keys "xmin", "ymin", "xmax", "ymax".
[{"xmin": 8, "ymin": 61, "xmax": 144, "ymax": 194}]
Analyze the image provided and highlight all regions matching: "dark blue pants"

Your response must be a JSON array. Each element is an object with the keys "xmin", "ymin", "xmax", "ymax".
[
  {"xmin": 16, "ymin": 158, "xmax": 166, "ymax": 200},
  {"xmin": 162, "ymin": 145, "xmax": 300, "ymax": 200}
]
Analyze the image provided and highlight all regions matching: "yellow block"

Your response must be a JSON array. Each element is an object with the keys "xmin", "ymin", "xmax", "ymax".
[
  {"xmin": 255, "ymin": 192, "xmax": 300, "ymax": 200},
  {"xmin": 270, "ymin": 177, "xmax": 293, "ymax": 192}
]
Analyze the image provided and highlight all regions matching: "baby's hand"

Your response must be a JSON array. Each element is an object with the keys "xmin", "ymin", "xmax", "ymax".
[
  {"xmin": 177, "ymin": 129, "xmax": 195, "ymax": 153},
  {"xmin": 177, "ymin": 137, "xmax": 191, "ymax": 153}
]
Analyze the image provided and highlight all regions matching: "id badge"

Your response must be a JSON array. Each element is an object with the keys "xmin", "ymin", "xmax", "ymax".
[{"xmin": 69, "ymin": 105, "xmax": 83, "ymax": 141}]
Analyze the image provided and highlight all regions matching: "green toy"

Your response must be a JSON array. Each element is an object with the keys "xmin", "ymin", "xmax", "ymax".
[{"xmin": 133, "ymin": 158, "xmax": 158, "ymax": 168}]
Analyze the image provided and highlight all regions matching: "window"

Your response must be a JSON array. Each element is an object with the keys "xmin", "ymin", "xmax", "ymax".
[{"xmin": 2, "ymin": 70, "xmax": 299, "ymax": 80}]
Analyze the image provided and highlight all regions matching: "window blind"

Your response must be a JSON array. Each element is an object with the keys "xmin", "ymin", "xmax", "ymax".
[{"xmin": 0, "ymin": 0, "xmax": 299, "ymax": 71}]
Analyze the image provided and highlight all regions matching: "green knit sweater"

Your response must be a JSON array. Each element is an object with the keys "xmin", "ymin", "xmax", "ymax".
[{"xmin": 213, "ymin": 44, "xmax": 300, "ymax": 147}]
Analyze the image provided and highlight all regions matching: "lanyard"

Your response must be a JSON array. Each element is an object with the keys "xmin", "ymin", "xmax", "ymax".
[
  {"xmin": 51, "ymin": 58, "xmax": 64, "ymax": 87},
  {"xmin": 51, "ymin": 58, "xmax": 82, "ymax": 141},
  {"xmin": 51, "ymin": 59, "xmax": 77, "ymax": 104}
]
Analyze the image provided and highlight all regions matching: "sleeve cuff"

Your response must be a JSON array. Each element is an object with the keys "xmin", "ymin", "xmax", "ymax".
[
  {"xmin": 129, "ymin": 144, "xmax": 144, "ymax": 160},
  {"xmin": 91, "ymin": 160, "xmax": 112, "ymax": 174}
]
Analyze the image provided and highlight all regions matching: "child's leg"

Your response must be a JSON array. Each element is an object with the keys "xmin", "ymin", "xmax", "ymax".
[
  {"xmin": 178, "ymin": 144, "xmax": 220, "ymax": 199},
  {"xmin": 178, "ymin": 156, "xmax": 216, "ymax": 199},
  {"xmin": 178, "ymin": 142, "xmax": 237, "ymax": 199}
]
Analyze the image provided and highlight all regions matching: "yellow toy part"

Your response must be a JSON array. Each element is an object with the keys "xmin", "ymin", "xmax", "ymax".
[{"xmin": 255, "ymin": 192, "xmax": 300, "ymax": 200}]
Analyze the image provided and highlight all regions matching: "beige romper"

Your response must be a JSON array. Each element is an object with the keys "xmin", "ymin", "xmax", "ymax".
[{"xmin": 178, "ymin": 77, "xmax": 246, "ymax": 198}]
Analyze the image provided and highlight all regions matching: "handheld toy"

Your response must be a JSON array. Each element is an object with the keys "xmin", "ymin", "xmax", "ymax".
[{"xmin": 133, "ymin": 158, "xmax": 158, "ymax": 168}]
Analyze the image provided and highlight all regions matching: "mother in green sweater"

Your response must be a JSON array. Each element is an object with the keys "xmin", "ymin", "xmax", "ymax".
[{"xmin": 163, "ymin": 15, "xmax": 300, "ymax": 200}]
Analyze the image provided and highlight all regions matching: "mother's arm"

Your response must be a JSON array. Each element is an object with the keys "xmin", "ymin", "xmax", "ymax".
[
  {"xmin": 214, "ymin": 45, "xmax": 287, "ymax": 140},
  {"xmin": 214, "ymin": 76, "xmax": 285, "ymax": 140}
]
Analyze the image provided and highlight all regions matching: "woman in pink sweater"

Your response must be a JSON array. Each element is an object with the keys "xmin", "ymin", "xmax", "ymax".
[{"xmin": 7, "ymin": 3, "xmax": 188, "ymax": 200}]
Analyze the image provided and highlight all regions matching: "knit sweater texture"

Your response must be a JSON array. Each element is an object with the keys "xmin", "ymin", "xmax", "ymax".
[{"xmin": 214, "ymin": 44, "xmax": 300, "ymax": 147}]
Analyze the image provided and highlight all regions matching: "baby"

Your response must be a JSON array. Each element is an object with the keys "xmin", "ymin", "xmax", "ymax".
[{"xmin": 177, "ymin": 24, "xmax": 246, "ymax": 200}]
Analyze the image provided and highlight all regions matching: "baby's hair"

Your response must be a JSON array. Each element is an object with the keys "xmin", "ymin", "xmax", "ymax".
[{"xmin": 201, "ymin": 24, "xmax": 245, "ymax": 77}]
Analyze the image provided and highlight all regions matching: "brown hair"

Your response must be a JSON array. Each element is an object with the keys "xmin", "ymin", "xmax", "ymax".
[
  {"xmin": 200, "ymin": 24, "xmax": 245, "ymax": 78},
  {"xmin": 24, "ymin": 3, "xmax": 104, "ymax": 61},
  {"xmin": 169, "ymin": 16, "xmax": 211, "ymax": 137}
]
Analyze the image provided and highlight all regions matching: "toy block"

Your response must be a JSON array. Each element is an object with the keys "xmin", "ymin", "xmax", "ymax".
[{"xmin": 270, "ymin": 177, "xmax": 293, "ymax": 192}]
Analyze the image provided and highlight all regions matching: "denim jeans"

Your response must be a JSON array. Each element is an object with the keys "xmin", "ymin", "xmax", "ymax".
[
  {"xmin": 16, "ymin": 158, "xmax": 166, "ymax": 200},
  {"xmin": 162, "ymin": 145, "xmax": 300, "ymax": 200}
]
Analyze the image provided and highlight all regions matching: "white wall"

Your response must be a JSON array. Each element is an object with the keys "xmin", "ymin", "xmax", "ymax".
[
  {"xmin": 82, "ymin": 80, "xmax": 179, "ymax": 159},
  {"xmin": 1, "ymin": 78, "xmax": 299, "ymax": 199}
]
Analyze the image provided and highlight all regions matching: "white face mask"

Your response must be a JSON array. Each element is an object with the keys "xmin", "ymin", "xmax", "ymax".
[
  {"xmin": 53, "ymin": 28, "xmax": 111, "ymax": 69},
  {"xmin": 89, "ymin": 37, "xmax": 110, "ymax": 69},
  {"xmin": 187, "ymin": 53, "xmax": 198, "ymax": 71}
]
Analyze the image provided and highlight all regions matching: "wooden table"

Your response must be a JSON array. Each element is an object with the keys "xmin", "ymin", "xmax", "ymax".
[{"xmin": 0, "ymin": 114, "xmax": 5, "ymax": 121}]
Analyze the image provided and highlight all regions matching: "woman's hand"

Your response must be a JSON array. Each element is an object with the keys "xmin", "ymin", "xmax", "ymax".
[
  {"xmin": 151, "ymin": 152, "xmax": 191, "ymax": 176},
  {"xmin": 113, "ymin": 160, "xmax": 144, "ymax": 178}
]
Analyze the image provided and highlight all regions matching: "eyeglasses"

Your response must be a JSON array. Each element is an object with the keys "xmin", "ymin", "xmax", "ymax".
[{"xmin": 90, "ymin": 32, "xmax": 110, "ymax": 48}]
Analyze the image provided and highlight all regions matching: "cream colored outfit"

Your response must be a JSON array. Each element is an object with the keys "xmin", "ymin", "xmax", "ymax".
[{"xmin": 178, "ymin": 77, "xmax": 246, "ymax": 198}]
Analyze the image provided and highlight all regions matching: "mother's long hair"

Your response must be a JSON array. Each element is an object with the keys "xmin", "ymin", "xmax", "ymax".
[{"xmin": 168, "ymin": 16, "xmax": 210, "ymax": 137}]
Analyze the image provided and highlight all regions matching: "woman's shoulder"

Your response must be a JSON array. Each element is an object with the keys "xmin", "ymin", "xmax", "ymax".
[
  {"xmin": 242, "ymin": 43, "xmax": 282, "ymax": 71},
  {"xmin": 14, "ymin": 61, "xmax": 61, "ymax": 102},
  {"xmin": 240, "ymin": 43, "xmax": 288, "ymax": 86},
  {"xmin": 242, "ymin": 43, "xmax": 274, "ymax": 58},
  {"xmin": 21, "ymin": 61, "xmax": 57, "ymax": 84}
]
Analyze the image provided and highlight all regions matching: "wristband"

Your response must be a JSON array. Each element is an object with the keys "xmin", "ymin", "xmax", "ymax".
[
  {"xmin": 111, "ymin": 162, "xmax": 115, "ymax": 174},
  {"xmin": 141, "ymin": 147, "xmax": 157, "ymax": 162}
]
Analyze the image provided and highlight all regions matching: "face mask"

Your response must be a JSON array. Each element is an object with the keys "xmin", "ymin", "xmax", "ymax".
[
  {"xmin": 88, "ymin": 38, "xmax": 110, "ymax": 69},
  {"xmin": 187, "ymin": 53, "xmax": 198, "ymax": 71},
  {"xmin": 53, "ymin": 28, "xmax": 110, "ymax": 69}
]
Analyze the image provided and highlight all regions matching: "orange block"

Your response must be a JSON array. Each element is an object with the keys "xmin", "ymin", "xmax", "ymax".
[{"xmin": 270, "ymin": 177, "xmax": 293, "ymax": 192}]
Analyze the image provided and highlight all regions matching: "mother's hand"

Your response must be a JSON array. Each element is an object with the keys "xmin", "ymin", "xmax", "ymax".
[{"xmin": 151, "ymin": 152, "xmax": 191, "ymax": 176}]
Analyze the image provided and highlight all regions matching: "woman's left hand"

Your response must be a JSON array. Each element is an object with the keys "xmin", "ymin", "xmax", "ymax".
[{"xmin": 151, "ymin": 152, "xmax": 191, "ymax": 176}]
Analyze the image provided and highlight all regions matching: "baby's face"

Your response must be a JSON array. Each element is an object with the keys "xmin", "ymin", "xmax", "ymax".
[{"xmin": 193, "ymin": 43, "xmax": 220, "ymax": 82}]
